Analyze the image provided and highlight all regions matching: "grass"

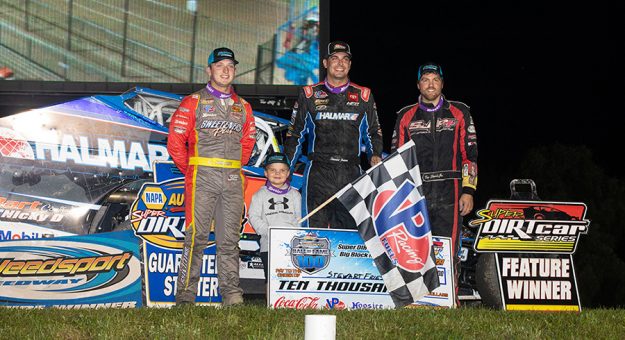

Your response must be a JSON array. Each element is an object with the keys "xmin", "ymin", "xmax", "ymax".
[{"xmin": 1, "ymin": 298, "xmax": 623, "ymax": 340}]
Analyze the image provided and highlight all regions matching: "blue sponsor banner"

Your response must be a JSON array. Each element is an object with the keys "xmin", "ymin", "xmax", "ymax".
[
  {"xmin": 268, "ymin": 228, "xmax": 454, "ymax": 309},
  {"xmin": 0, "ymin": 230, "xmax": 142, "ymax": 308},
  {"xmin": 143, "ymin": 241, "xmax": 220, "ymax": 306}
]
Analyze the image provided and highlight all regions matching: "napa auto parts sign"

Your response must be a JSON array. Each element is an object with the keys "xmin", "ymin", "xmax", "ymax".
[
  {"xmin": 0, "ymin": 230, "xmax": 142, "ymax": 308},
  {"xmin": 470, "ymin": 200, "xmax": 589, "ymax": 312}
]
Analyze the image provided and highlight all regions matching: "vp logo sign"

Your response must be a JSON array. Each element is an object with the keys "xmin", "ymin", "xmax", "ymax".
[{"xmin": 373, "ymin": 180, "xmax": 432, "ymax": 272}]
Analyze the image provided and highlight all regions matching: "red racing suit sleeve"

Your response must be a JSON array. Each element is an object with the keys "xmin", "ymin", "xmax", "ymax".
[
  {"xmin": 456, "ymin": 107, "xmax": 478, "ymax": 195},
  {"xmin": 167, "ymin": 95, "xmax": 199, "ymax": 175},
  {"xmin": 240, "ymin": 100, "xmax": 256, "ymax": 165}
]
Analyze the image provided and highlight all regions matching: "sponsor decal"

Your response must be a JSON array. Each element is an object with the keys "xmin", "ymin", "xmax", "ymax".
[
  {"xmin": 290, "ymin": 232, "xmax": 331, "ymax": 274},
  {"xmin": 351, "ymin": 301, "xmax": 384, "ymax": 309},
  {"xmin": 347, "ymin": 92, "xmax": 358, "ymax": 102},
  {"xmin": 314, "ymin": 90, "xmax": 328, "ymax": 99},
  {"xmin": 0, "ymin": 194, "xmax": 100, "ymax": 231},
  {"xmin": 33, "ymin": 135, "xmax": 169, "ymax": 172},
  {"xmin": 314, "ymin": 99, "xmax": 329, "ymax": 105},
  {"xmin": 273, "ymin": 296, "xmax": 320, "ymax": 309},
  {"xmin": 0, "ymin": 230, "xmax": 142, "ymax": 308},
  {"xmin": 231, "ymin": 104, "xmax": 243, "ymax": 113},
  {"xmin": 130, "ymin": 180, "xmax": 187, "ymax": 250},
  {"xmin": 315, "ymin": 112, "xmax": 358, "ymax": 121},
  {"xmin": 199, "ymin": 120, "xmax": 243, "ymax": 135},
  {"xmin": 437, "ymin": 118, "xmax": 457, "ymax": 131},
  {"xmin": 372, "ymin": 180, "xmax": 431, "ymax": 272},
  {"xmin": 0, "ymin": 221, "xmax": 74, "ymax": 241},
  {"xmin": 470, "ymin": 201, "xmax": 589, "ymax": 253},
  {"xmin": 325, "ymin": 297, "xmax": 346, "ymax": 310}
]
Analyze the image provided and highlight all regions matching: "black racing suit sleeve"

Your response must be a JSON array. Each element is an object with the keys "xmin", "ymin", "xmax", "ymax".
[
  {"xmin": 390, "ymin": 107, "xmax": 412, "ymax": 153},
  {"xmin": 284, "ymin": 88, "xmax": 308, "ymax": 170},
  {"xmin": 366, "ymin": 93, "xmax": 384, "ymax": 158}
]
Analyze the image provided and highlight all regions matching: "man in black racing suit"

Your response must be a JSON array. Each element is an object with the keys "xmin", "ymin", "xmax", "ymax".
[
  {"xmin": 285, "ymin": 41, "xmax": 383, "ymax": 229},
  {"xmin": 392, "ymin": 62, "xmax": 478, "ymax": 305}
]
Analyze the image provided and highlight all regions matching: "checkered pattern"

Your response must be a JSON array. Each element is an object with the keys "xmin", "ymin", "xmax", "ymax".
[{"xmin": 336, "ymin": 140, "xmax": 440, "ymax": 308}]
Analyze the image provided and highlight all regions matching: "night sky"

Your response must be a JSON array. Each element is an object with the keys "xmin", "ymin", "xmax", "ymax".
[{"xmin": 328, "ymin": 1, "xmax": 624, "ymax": 204}]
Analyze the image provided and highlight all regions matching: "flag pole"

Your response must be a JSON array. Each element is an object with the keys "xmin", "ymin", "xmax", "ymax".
[{"xmin": 298, "ymin": 193, "xmax": 338, "ymax": 224}]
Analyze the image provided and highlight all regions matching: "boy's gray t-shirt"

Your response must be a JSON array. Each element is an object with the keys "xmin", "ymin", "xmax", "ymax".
[{"xmin": 249, "ymin": 185, "xmax": 302, "ymax": 252}]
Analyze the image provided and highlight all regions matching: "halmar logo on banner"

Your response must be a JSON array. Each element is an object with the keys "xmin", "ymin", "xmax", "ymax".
[{"xmin": 469, "ymin": 200, "xmax": 590, "ymax": 312}]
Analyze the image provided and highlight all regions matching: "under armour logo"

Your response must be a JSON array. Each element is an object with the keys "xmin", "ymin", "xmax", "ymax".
[{"xmin": 268, "ymin": 197, "xmax": 289, "ymax": 210}]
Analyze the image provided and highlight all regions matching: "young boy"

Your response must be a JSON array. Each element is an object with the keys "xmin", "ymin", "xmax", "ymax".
[{"xmin": 249, "ymin": 152, "xmax": 302, "ymax": 283}]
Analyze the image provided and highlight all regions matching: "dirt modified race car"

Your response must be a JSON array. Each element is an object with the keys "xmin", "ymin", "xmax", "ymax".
[{"xmin": 0, "ymin": 87, "xmax": 300, "ymax": 242}]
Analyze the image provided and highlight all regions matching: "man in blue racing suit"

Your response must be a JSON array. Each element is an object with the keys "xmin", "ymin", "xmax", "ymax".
[{"xmin": 285, "ymin": 41, "xmax": 383, "ymax": 229}]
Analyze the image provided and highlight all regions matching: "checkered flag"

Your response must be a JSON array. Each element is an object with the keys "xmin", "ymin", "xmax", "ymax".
[{"xmin": 336, "ymin": 140, "xmax": 440, "ymax": 308}]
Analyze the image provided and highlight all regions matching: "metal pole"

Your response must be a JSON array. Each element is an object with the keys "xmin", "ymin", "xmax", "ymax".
[
  {"xmin": 189, "ymin": 7, "xmax": 198, "ymax": 83},
  {"xmin": 121, "ymin": 0, "xmax": 130, "ymax": 77},
  {"xmin": 67, "ymin": 0, "xmax": 73, "ymax": 51},
  {"xmin": 25, "ymin": 0, "xmax": 30, "ymax": 31}
]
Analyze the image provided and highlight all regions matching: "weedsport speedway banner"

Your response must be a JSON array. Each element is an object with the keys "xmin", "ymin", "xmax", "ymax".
[
  {"xmin": 0, "ymin": 230, "xmax": 142, "ymax": 308},
  {"xmin": 268, "ymin": 228, "xmax": 454, "ymax": 309},
  {"xmin": 132, "ymin": 162, "xmax": 265, "ymax": 307},
  {"xmin": 470, "ymin": 200, "xmax": 589, "ymax": 311}
]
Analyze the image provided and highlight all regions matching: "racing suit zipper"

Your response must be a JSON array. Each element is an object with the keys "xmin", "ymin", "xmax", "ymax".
[{"xmin": 431, "ymin": 110, "xmax": 439, "ymax": 171}]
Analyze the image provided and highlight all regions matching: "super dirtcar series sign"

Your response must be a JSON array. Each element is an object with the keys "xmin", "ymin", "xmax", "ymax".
[
  {"xmin": 268, "ymin": 228, "xmax": 455, "ymax": 309},
  {"xmin": 471, "ymin": 201, "xmax": 589, "ymax": 253},
  {"xmin": 470, "ymin": 200, "xmax": 589, "ymax": 311},
  {"xmin": 0, "ymin": 230, "xmax": 142, "ymax": 308}
]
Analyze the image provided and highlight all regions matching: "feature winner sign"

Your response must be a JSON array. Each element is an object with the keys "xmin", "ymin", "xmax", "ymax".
[{"xmin": 470, "ymin": 200, "xmax": 589, "ymax": 311}]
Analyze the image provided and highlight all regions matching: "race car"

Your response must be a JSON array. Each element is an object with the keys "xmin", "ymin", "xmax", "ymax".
[{"xmin": 0, "ymin": 87, "xmax": 301, "ymax": 240}]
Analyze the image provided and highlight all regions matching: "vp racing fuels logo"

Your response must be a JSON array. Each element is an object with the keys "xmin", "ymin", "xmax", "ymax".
[
  {"xmin": 469, "ymin": 200, "xmax": 589, "ymax": 253},
  {"xmin": 130, "ymin": 179, "xmax": 189, "ymax": 250},
  {"xmin": 290, "ymin": 232, "xmax": 331, "ymax": 274},
  {"xmin": 372, "ymin": 180, "xmax": 432, "ymax": 272}
]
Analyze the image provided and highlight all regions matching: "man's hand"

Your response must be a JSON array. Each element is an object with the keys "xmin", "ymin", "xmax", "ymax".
[
  {"xmin": 370, "ymin": 155, "xmax": 382, "ymax": 166},
  {"xmin": 459, "ymin": 193, "xmax": 474, "ymax": 216}
]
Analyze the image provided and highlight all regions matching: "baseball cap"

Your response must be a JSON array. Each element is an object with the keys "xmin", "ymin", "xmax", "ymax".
[
  {"xmin": 325, "ymin": 41, "xmax": 352, "ymax": 58},
  {"xmin": 207, "ymin": 47, "xmax": 239, "ymax": 65},
  {"xmin": 418, "ymin": 63, "xmax": 443, "ymax": 80},
  {"xmin": 263, "ymin": 152, "xmax": 290, "ymax": 167}
]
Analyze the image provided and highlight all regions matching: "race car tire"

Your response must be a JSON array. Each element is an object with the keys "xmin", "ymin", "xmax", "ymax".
[{"xmin": 476, "ymin": 253, "xmax": 503, "ymax": 309}]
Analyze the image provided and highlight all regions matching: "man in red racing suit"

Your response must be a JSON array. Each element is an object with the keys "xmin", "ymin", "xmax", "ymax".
[
  {"xmin": 392, "ymin": 63, "xmax": 477, "ymax": 306},
  {"xmin": 167, "ymin": 47, "xmax": 256, "ymax": 306}
]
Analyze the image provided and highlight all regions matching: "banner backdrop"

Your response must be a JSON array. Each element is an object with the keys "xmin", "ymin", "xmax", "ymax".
[
  {"xmin": 0, "ymin": 230, "xmax": 142, "ymax": 308},
  {"xmin": 268, "ymin": 227, "xmax": 454, "ymax": 309}
]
